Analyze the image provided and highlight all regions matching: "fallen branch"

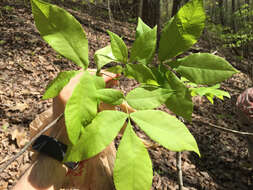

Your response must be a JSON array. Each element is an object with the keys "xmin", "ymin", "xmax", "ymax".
[
  {"xmin": 199, "ymin": 121, "xmax": 253, "ymax": 137},
  {"xmin": 0, "ymin": 113, "xmax": 63, "ymax": 173}
]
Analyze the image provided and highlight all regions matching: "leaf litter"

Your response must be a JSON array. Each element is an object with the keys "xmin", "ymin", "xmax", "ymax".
[{"xmin": 0, "ymin": 0, "xmax": 253, "ymax": 189}]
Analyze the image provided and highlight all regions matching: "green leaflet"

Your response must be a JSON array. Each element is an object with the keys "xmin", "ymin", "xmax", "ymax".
[
  {"xmin": 158, "ymin": 0, "xmax": 205, "ymax": 61},
  {"xmin": 64, "ymin": 111, "xmax": 128, "ymax": 162},
  {"xmin": 175, "ymin": 53, "xmax": 239, "ymax": 85},
  {"xmin": 64, "ymin": 71, "xmax": 97, "ymax": 145},
  {"xmin": 130, "ymin": 26, "xmax": 157, "ymax": 65},
  {"xmin": 105, "ymin": 65, "xmax": 123, "ymax": 74},
  {"xmin": 125, "ymin": 64, "xmax": 158, "ymax": 85},
  {"xmin": 94, "ymin": 45, "xmax": 116, "ymax": 71},
  {"xmin": 136, "ymin": 17, "xmax": 152, "ymax": 39},
  {"xmin": 114, "ymin": 122, "xmax": 153, "ymax": 190},
  {"xmin": 93, "ymin": 75, "xmax": 106, "ymax": 90},
  {"xmin": 107, "ymin": 31, "xmax": 128, "ymax": 64},
  {"xmin": 126, "ymin": 86, "xmax": 173, "ymax": 110},
  {"xmin": 96, "ymin": 89, "xmax": 124, "ymax": 105},
  {"xmin": 42, "ymin": 70, "xmax": 79, "ymax": 100},
  {"xmin": 165, "ymin": 71, "xmax": 193, "ymax": 121},
  {"xmin": 31, "ymin": 0, "xmax": 89, "ymax": 68},
  {"xmin": 190, "ymin": 84, "xmax": 230, "ymax": 104},
  {"xmin": 130, "ymin": 110, "xmax": 200, "ymax": 156}
]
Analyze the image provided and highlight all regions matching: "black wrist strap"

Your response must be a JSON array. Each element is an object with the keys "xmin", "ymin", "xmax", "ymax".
[{"xmin": 32, "ymin": 135, "xmax": 79, "ymax": 170}]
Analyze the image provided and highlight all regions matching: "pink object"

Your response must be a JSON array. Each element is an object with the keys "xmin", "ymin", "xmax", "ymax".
[{"xmin": 236, "ymin": 88, "xmax": 253, "ymax": 124}]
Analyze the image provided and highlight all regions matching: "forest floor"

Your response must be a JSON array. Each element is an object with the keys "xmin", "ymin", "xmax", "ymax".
[{"xmin": 1, "ymin": 1, "xmax": 253, "ymax": 189}]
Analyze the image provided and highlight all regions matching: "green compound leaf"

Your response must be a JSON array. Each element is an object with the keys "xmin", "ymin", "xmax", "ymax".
[
  {"xmin": 107, "ymin": 31, "xmax": 128, "ymax": 64},
  {"xmin": 130, "ymin": 26, "xmax": 157, "ymax": 65},
  {"xmin": 42, "ymin": 70, "xmax": 79, "ymax": 100},
  {"xmin": 131, "ymin": 110, "xmax": 200, "ymax": 156},
  {"xmin": 93, "ymin": 75, "xmax": 106, "ymax": 90},
  {"xmin": 158, "ymin": 0, "xmax": 205, "ymax": 61},
  {"xmin": 136, "ymin": 17, "xmax": 152, "ymax": 39},
  {"xmin": 96, "ymin": 89, "xmax": 124, "ymax": 105},
  {"xmin": 190, "ymin": 84, "xmax": 230, "ymax": 104},
  {"xmin": 31, "ymin": 0, "xmax": 89, "ymax": 68},
  {"xmin": 126, "ymin": 86, "xmax": 173, "ymax": 110},
  {"xmin": 175, "ymin": 53, "xmax": 239, "ymax": 85},
  {"xmin": 114, "ymin": 122, "xmax": 153, "ymax": 190},
  {"xmin": 105, "ymin": 65, "xmax": 123, "ymax": 74},
  {"xmin": 125, "ymin": 64, "xmax": 158, "ymax": 85},
  {"xmin": 64, "ymin": 111, "xmax": 128, "ymax": 162},
  {"xmin": 165, "ymin": 71, "xmax": 193, "ymax": 121},
  {"xmin": 94, "ymin": 45, "xmax": 116, "ymax": 71},
  {"xmin": 64, "ymin": 71, "xmax": 97, "ymax": 145}
]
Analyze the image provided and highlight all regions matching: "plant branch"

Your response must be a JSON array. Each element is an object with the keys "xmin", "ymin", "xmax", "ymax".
[
  {"xmin": 0, "ymin": 113, "xmax": 64, "ymax": 173},
  {"xmin": 199, "ymin": 120, "xmax": 253, "ymax": 137},
  {"xmin": 176, "ymin": 152, "xmax": 183, "ymax": 190},
  {"xmin": 177, "ymin": 117, "xmax": 184, "ymax": 190}
]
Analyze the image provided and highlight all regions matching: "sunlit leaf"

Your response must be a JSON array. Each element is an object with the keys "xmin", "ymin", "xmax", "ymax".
[
  {"xmin": 114, "ymin": 122, "xmax": 153, "ymax": 190},
  {"xmin": 97, "ymin": 89, "xmax": 124, "ymax": 105},
  {"xmin": 64, "ymin": 111, "xmax": 128, "ymax": 161},
  {"xmin": 94, "ymin": 45, "xmax": 116, "ymax": 71},
  {"xmin": 158, "ymin": 0, "xmax": 205, "ymax": 61},
  {"xmin": 175, "ymin": 53, "xmax": 239, "ymax": 85},
  {"xmin": 42, "ymin": 70, "xmax": 79, "ymax": 99},
  {"xmin": 108, "ymin": 31, "xmax": 128, "ymax": 63},
  {"xmin": 64, "ymin": 71, "xmax": 97, "ymax": 144},
  {"xmin": 130, "ymin": 26, "xmax": 157, "ymax": 65},
  {"xmin": 126, "ymin": 86, "xmax": 173, "ymax": 110},
  {"xmin": 165, "ymin": 71, "xmax": 193, "ymax": 121},
  {"xmin": 131, "ymin": 110, "xmax": 200, "ymax": 156},
  {"xmin": 125, "ymin": 64, "xmax": 158, "ymax": 85},
  {"xmin": 136, "ymin": 17, "xmax": 152, "ymax": 39},
  {"xmin": 31, "ymin": 0, "xmax": 89, "ymax": 68}
]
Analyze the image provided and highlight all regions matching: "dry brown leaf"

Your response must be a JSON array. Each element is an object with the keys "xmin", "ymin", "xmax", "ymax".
[
  {"xmin": 11, "ymin": 128, "xmax": 28, "ymax": 148},
  {"xmin": 0, "ymin": 181, "xmax": 8, "ymax": 190},
  {"xmin": 10, "ymin": 103, "xmax": 29, "ymax": 112}
]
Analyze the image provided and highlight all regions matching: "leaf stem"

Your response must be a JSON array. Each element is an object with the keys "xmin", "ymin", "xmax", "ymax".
[{"xmin": 176, "ymin": 152, "xmax": 183, "ymax": 190}]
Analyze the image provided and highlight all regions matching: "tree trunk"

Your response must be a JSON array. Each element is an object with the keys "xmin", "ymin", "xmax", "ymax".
[
  {"xmin": 218, "ymin": 0, "xmax": 224, "ymax": 25},
  {"xmin": 232, "ymin": 0, "xmax": 236, "ymax": 31},
  {"xmin": 141, "ymin": 0, "xmax": 160, "ymax": 28},
  {"xmin": 138, "ymin": 0, "xmax": 143, "ymax": 18},
  {"xmin": 164, "ymin": 0, "xmax": 169, "ymax": 18},
  {"xmin": 140, "ymin": 0, "xmax": 161, "ymax": 48},
  {"xmin": 171, "ymin": 0, "xmax": 182, "ymax": 17}
]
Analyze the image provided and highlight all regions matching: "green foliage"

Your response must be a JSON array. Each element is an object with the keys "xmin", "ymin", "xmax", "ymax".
[
  {"xmin": 107, "ymin": 31, "xmax": 128, "ymax": 64},
  {"xmin": 126, "ymin": 86, "xmax": 173, "ymax": 110},
  {"xmin": 2, "ymin": 5, "xmax": 14, "ymax": 12},
  {"xmin": 30, "ymin": 0, "xmax": 239, "ymax": 189},
  {"xmin": 114, "ymin": 122, "xmax": 153, "ymax": 190},
  {"xmin": 96, "ymin": 89, "xmax": 124, "ymax": 105},
  {"xmin": 205, "ymin": 3, "xmax": 253, "ymax": 55},
  {"xmin": 130, "ymin": 26, "xmax": 157, "ymax": 65},
  {"xmin": 125, "ymin": 64, "xmax": 157, "ymax": 85},
  {"xmin": 158, "ymin": 0, "xmax": 206, "ymax": 61},
  {"xmin": 131, "ymin": 110, "xmax": 200, "ymax": 155},
  {"xmin": 64, "ymin": 71, "xmax": 99, "ymax": 145},
  {"xmin": 94, "ymin": 45, "xmax": 116, "ymax": 71},
  {"xmin": 174, "ymin": 53, "xmax": 238, "ymax": 85},
  {"xmin": 42, "ymin": 70, "xmax": 80, "ymax": 99},
  {"xmin": 190, "ymin": 84, "xmax": 230, "ymax": 104},
  {"xmin": 182, "ymin": 78, "xmax": 231, "ymax": 104},
  {"xmin": 164, "ymin": 71, "xmax": 194, "ymax": 121},
  {"xmin": 64, "ymin": 111, "xmax": 128, "ymax": 161},
  {"xmin": 31, "ymin": 0, "xmax": 89, "ymax": 68}
]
